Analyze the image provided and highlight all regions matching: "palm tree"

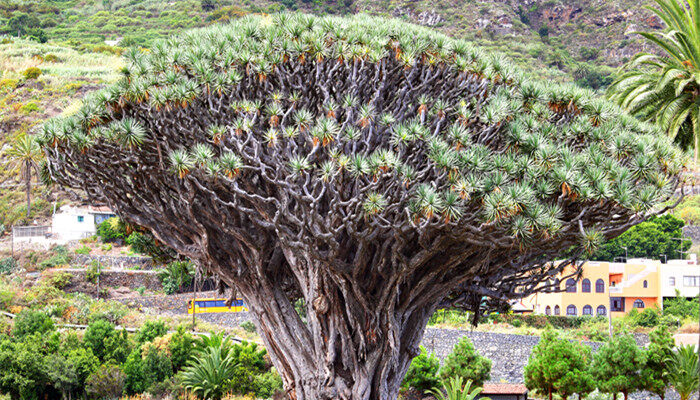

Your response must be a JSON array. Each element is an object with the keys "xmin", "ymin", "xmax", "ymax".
[
  {"xmin": 608, "ymin": 0, "xmax": 700, "ymax": 163},
  {"xmin": 665, "ymin": 345, "xmax": 699, "ymax": 400},
  {"xmin": 182, "ymin": 345, "xmax": 238, "ymax": 400},
  {"xmin": 6, "ymin": 134, "xmax": 42, "ymax": 218},
  {"xmin": 427, "ymin": 377, "xmax": 490, "ymax": 400}
]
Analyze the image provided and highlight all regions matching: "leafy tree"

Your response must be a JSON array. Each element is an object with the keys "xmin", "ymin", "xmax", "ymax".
[
  {"xmin": 122, "ymin": 344, "xmax": 173, "ymax": 394},
  {"xmin": 5, "ymin": 134, "xmax": 42, "ymax": 218},
  {"xmin": 0, "ymin": 334, "xmax": 50, "ymax": 400},
  {"xmin": 13, "ymin": 309, "xmax": 54, "ymax": 337},
  {"xmin": 641, "ymin": 325, "xmax": 675, "ymax": 399},
  {"xmin": 5, "ymin": 12, "xmax": 40, "ymax": 37},
  {"xmin": 169, "ymin": 325, "xmax": 196, "ymax": 370},
  {"xmin": 591, "ymin": 334, "xmax": 646, "ymax": 400},
  {"xmin": 666, "ymin": 345, "xmax": 699, "ymax": 400},
  {"xmin": 608, "ymin": 0, "xmax": 700, "ymax": 162},
  {"xmin": 84, "ymin": 319, "xmax": 131, "ymax": 363},
  {"xmin": 158, "ymin": 260, "xmax": 194, "ymax": 294},
  {"xmin": 439, "ymin": 337, "xmax": 491, "ymax": 387},
  {"xmin": 85, "ymin": 364, "xmax": 126, "ymax": 399},
  {"xmin": 663, "ymin": 290, "xmax": 700, "ymax": 319},
  {"xmin": 402, "ymin": 346, "xmax": 440, "ymax": 392},
  {"xmin": 593, "ymin": 215, "xmax": 691, "ymax": 261},
  {"xmin": 524, "ymin": 330, "xmax": 594, "ymax": 400},
  {"xmin": 41, "ymin": 13, "xmax": 685, "ymax": 399}
]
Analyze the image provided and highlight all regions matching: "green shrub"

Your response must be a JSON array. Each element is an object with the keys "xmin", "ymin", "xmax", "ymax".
[
  {"xmin": 135, "ymin": 286, "xmax": 146, "ymax": 296},
  {"xmin": 136, "ymin": 320, "xmax": 168, "ymax": 344},
  {"xmin": 96, "ymin": 217, "xmax": 128, "ymax": 243},
  {"xmin": 85, "ymin": 364, "xmax": 125, "ymax": 398},
  {"xmin": 0, "ymin": 257, "xmax": 16, "ymax": 274},
  {"xmin": 402, "ymin": 346, "xmax": 440, "ymax": 392},
  {"xmin": 74, "ymin": 245, "xmax": 92, "ymax": 255},
  {"xmin": 439, "ymin": 336, "xmax": 491, "ymax": 387},
  {"xmin": 159, "ymin": 260, "xmax": 194, "ymax": 294},
  {"xmin": 123, "ymin": 344, "xmax": 173, "ymax": 394},
  {"xmin": 86, "ymin": 261, "xmax": 101, "ymax": 284},
  {"xmin": 182, "ymin": 345, "xmax": 238, "ymax": 400},
  {"xmin": 23, "ymin": 67, "xmax": 42, "ymax": 80},
  {"xmin": 169, "ymin": 325, "xmax": 196, "ymax": 370},
  {"xmin": 635, "ymin": 308, "xmax": 660, "ymax": 327},
  {"xmin": 46, "ymin": 271, "xmax": 72, "ymax": 289},
  {"xmin": 43, "ymin": 53, "xmax": 59, "ymax": 63},
  {"xmin": 240, "ymin": 320, "xmax": 256, "ymax": 333},
  {"xmin": 511, "ymin": 318, "xmax": 523, "ymax": 328},
  {"xmin": 13, "ymin": 309, "xmax": 54, "ymax": 337},
  {"xmin": 39, "ymin": 246, "xmax": 71, "ymax": 269},
  {"xmin": 19, "ymin": 101, "xmax": 40, "ymax": 114},
  {"xmin": 83, "ymin": 319, "xmax": 130, "ymax": 363},
  {"xmin": 663, "ymin": 291, "xmax": 700, "ymax": 319},
  {"xmin": 125, "ymin": 231, "xmax": 176, "ymax": 262},
  {"xmin": 252, "ymin": 370, "xmax": 283, "ymax": 398}
]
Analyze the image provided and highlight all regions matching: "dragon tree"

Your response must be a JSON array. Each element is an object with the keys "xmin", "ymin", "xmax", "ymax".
[{"xmin": 40, "ymin": 14, "xmax": 685, "ymax": 400}]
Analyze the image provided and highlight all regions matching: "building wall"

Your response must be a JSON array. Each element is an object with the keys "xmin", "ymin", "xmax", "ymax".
[
  {"xmin": 52, "ymin": 210, "xmax": 97, "ymax": 241},
  {"xmin": 659, "ymin": 260, "xmax": 700, "ymax": 298}
]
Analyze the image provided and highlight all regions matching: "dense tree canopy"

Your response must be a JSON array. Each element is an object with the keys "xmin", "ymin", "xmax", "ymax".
[
  {"xmin": 41, "ymin": 13, "xmax": 685, "ymax": 400},
  {"xmin": 592, "ymin": 214, "xmax": 691, "ymax": 261}
]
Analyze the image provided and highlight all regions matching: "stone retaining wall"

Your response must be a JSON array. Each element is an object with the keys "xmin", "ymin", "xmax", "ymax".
[
  {"xmin": 73, "ymin": 254, "xmax": 154, "ymax": 270},
  {"xmin": 56, "ymin": 268, "xmax": 162, "ymax": 295}
]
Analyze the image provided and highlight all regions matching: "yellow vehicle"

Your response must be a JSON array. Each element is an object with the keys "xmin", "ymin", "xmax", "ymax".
[{"xmin": 187, "ymin": 298, "xmax": 248, "ymax": 314}]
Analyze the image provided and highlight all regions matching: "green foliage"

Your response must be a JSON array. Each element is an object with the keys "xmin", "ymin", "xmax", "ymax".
[
  {"xmin": 83, "ymin": 319, "xmax": 131, "ymax": 363},
  {"xmin": 666, "ymin": 345, "xmax": 699, "ymax": 400},
  {"xmin": 22, "ymin": 67, "xmax": 41, "ymax": 80},
  {"xmin": 593, "ymin": 215, "xmax": 691, "ymax": 261},
  {"xmin": 96, "ymin": 217, "xmax": 128, "ymax": 243},
  {"xmin": 641, "ymin": 325, "xmax": 675, "ymax": 399},
  {"xmin": 158, "ymin": 260, "xmax": 194, "ymax": 294},
  {"xmin": 135, "ymin": 320, "xmax": 168, "ymax": 344},
  {"xmin": 0, "ymin": 257, "xmax": 17, "ymax": 275},
  {"xmin": 240, "ymin": 320, "xmax": 256, "ymax": 333},
  {"xmin": 125, "ymin": 231, "xmax": 176, "ymax": 262},
  {"xmin": 39, "ymin": 245, "xmax": 71, "ymax": 269},
  {"xmin": 402, "ymin": 346, "xmax": 440, "ymax": 392},
  {"xmin": 85, "ymin": 364, "xmax": 126, "ymax": 399},
  {"xmin": 85, "ymin": 261, "xmax": 101, "ymax": 284},
  {"xmin": 672, "ymin": 195, "xmax": 700, "ymax": 224},
  {"xmin": 46, "ymin": 271, "xmax": 72, "ymax": 289},
  {"xmin": 182, "ymin": 345, "xmax": 239, "ymax": 400},
  {"xmin": 439, "ymin": 336, "xmax": 491, "ymax": 387},
  {"xmin": 74, "ymin": 245, "xmax": 91, "ymax": 255},
  {"xmin": 591, "ymin": 334, "xmax": 646, "ymax": 398},
  {"xmin": 524, "ymin": 329, "xmax": 595, "ymax": 399},
  {"xmin": 663, "ymin": 290, "xmax": 700, "ymax": 319},
  {"xmin": 0, "ymin": 333, "xmax": 51, "ymax": 399},
  {"xmin": 168, "ymin": 325, "xmax": 196, "ymax": 370},
  {"xmin": 426, "ymin": 376, "xmax": 488, "ymax": 400},
  {"xmin": 633, "ymin": 307, "xmax": 660, "ymax": 328},
  {"xmin": 13, "ymin": 309, "xmax": 54, "ymax": 337},
  {"xmin": 123, "ymin": 344, "xmax": 173, "ymax": 394}
]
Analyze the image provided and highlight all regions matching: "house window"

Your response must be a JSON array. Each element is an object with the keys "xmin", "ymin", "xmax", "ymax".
[
  {"xmin": 582, "ymin": 279, "xmax": 591, "ymax": 293},
  {"xmin": 610, "ymin": 297, "xmax": 624, "ymax": 312},
  {"xmin": 554, "ymin": 305, "xmax": 560, "ymax": 316},
  {"xmin": 566, "ymin": 305, "xmax": 577, "ymax": 316},
  {"xmin": 683, "ymin": 276, "xmax": 700, "ymax": 287},
  {"xmin": 597, "ymin": 305, "xmax": 607, "ymax": 316},
  {"xmin": 77, "ymin": 215, "xmax": 84, "ymax": 223},
  {"xmin": 583, "ymin": 305, "xmax": 593, "ymax": 316},
  {"xmin": 545, "ymin": 306, "xmax": 551, "ymax": 316},
  {"xmin": 669, "ymin": 277, "xmax": 676, "ymax": 286},
  {"xmin": 565, "ymin": 278, "xmax": 577, "ymax": 293},
  {"xmin": 595, "ymin": 279, "xmax": 605, "ymax": 293},
  {"xmin": 633, "ymin": 299, "xmax": 645, "ymax": 309},
  {"xmin": 643, "ymin": 280, "xmax": 648, "ymax": 288}
]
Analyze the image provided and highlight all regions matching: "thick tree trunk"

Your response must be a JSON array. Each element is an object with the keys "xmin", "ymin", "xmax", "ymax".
[{"xmin": 233, "ymin": 265, "xmax": 437, "ymax": 400}]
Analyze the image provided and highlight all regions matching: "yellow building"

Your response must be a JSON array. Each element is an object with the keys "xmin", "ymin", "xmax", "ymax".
[{"xmin": 522, "ymin": 259, "xmax": 665, "ymax": 317}]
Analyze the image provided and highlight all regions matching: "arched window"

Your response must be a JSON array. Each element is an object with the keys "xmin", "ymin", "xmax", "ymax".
[
  {"xmin": 565, "ymin": 278, "xmax": 577, "ymax": 293},
  {"xmin": 554, "ymin": 305, "xmax": 560, "ymax": 315},
  {"xmin": 596, "ymin": 305, "xmax": 607, "ymax": 316},
  {"xmin": 545, "ymin": 306, "xmax": 551, "ymax": 316},
  {"xmin": 643, "ymin": 280, "xmax": 648, "ymax": 288},
  {"xmin": 566, "ymin": 305, "xmax": 577, "ymax": 316},
  {"xmin": 595, "ymin": 279, "xmax": 605, "ymax": 293},
  {"xmin": 633, "ymin": 299, "xmax": 645, "ymax": 309},
  {"xmin": 582, "ymin": 279, "xmax": 591, "ymax": 293},
  {"xmin": 583, "ymin": 305, "xmax": 593, "ymax": 316}
]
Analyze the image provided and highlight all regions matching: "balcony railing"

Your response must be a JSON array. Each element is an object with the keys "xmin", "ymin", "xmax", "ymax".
[{"xmin": 609, "ymin": 286, "xmax": 622, "ymax": 294}]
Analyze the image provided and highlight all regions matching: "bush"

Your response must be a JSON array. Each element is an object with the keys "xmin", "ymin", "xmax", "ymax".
[
  {"xmin": 169, "ymin": 325, "xmax": 196, "ymax": 370},
  {"xmin": 159, "ymin": 260, "xmax": 194, "ymax": 294},
  {"xmin": 635, "ymin": 308, "xmax": 660, "ymax": 327},
  {"xmin": 402, "ymin": 346, "xmax": 440, "ymax": 392},
  {"xmin": 663, "ymin": 291, "xmax": 699, "ymax": 319},
  {"xmin": 125, "ymin": 231, "xmax": 176, "ymax": 262},
  {"xmin": 96, "ymin": 217, "xmax": 128, "ymax": 243},
  {"xmin": 39, "ymin": 246, "xmax": 71, "ymax": 269},
  {"xmin": 439, "ymin": 336, "xmax": 491, "ymax": 387},
  {"xmin": 23, "ymin": 67, "xmax": 42, "ymax": 80},
  {"xmin": 123, "ymin": 344, "xmax": 173, "ymax": 394},
  {"xmin": 240, "ymin": 320, "xmax": 256, "ymax": 333},
  {"xmin": 45, "ymin": 271, "xmax": 72, "ymax": 289},
  {"xmin": 84, "ymin": 319, "xmax": 131, "ymax": 363},
  {"xmin": 86, "ymin": 261, "xmax": 101, "ymax": 284},
  {"xmin": 136, "ymin": 320, "xmax": 168, "ymax": 344},
  {"xmin": 252, "ymin": 370, "xmax": 283, "ymax": 398},
  {"xmin": 0, "ymin": 257, "xmax": 17, "ymax": 274},
  {"xmin": 43, "ymin": 53, "xmax": 59, "ymax": 63},
  {"xmin": 85, "ymin": 364, "xmax": 125, "ymax": 398},
  {"xmin": 74, "ymin": 245, "xmax": 92, "ymax": 255},
  {"xmin": 13, "ymin": 309, "xmax": 54, "ymax": 336}
]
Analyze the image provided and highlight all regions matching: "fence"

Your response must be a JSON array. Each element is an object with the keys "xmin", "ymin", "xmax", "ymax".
[{"xmin": 12, "ymin": 225, "xmax": 51, "ymax": 238}]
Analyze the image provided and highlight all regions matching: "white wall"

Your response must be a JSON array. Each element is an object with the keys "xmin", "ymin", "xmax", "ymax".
[
  {"xmin": 51, "ymin": 209, "xmax": 97, "ymax": 241},
  {"xmin": 660, "ymin": 258, "xmax": 700, "ymax": 298}
]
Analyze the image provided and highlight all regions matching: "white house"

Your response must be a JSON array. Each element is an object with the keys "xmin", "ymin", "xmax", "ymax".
[
  {"xmin": 660, "ymin": 254, "xmax": 700, "ymax": 299},
  {"xmin": 51, "ymin": 205, "xmax": 116, "ymax": 242}
]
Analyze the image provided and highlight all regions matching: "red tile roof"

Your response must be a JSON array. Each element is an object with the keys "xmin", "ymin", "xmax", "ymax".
[{"xmin": 481, "ymin": 383, "xmax": 528, "ymax": 395}]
